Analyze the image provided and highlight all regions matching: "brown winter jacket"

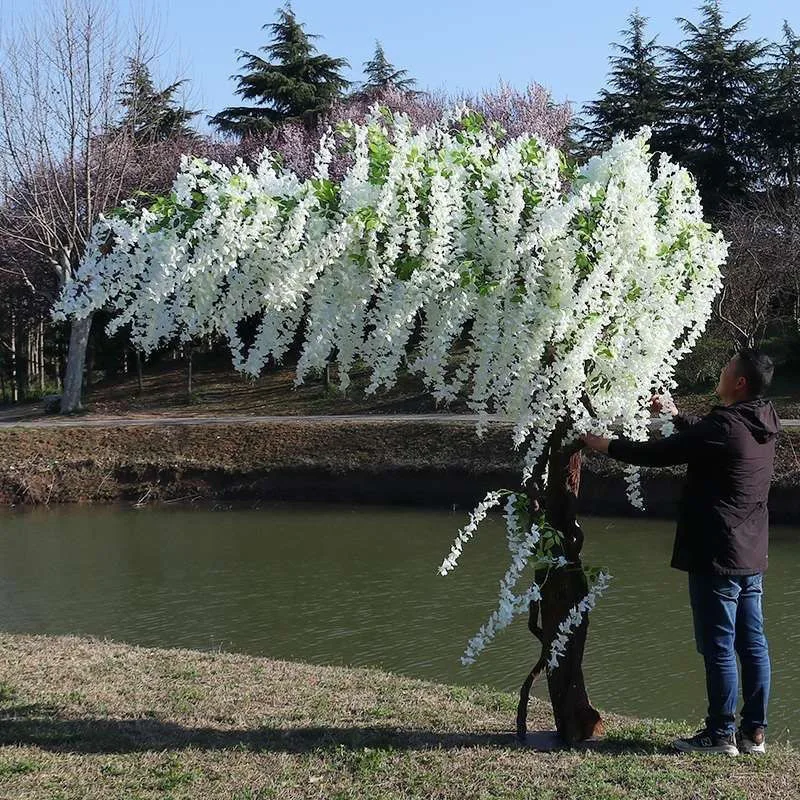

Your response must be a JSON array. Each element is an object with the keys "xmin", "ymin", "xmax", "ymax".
[{"xmin": 607, "ymin": 399, "xmax": 780, "ymax": 575}]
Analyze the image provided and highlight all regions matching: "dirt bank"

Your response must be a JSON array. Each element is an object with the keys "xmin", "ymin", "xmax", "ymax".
[{"xmin": 1, "ymin": 419, "xmax": 798, "ymax": 522}]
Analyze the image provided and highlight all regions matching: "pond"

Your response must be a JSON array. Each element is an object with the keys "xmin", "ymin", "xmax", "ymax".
[{"xmin": 1, "ymin": 505, "xmax": 798, "ymax": 742}]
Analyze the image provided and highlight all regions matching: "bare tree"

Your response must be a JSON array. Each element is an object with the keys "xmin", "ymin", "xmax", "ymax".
[
  {"xmin": 716, "ymin": 192, "xmax": 800, "ymax": 346},
  {"xmin": 0, "ymin": 0, "xmax": 167, "ymax": 412}
]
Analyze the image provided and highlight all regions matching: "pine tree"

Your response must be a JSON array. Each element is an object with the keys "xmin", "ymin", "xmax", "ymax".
[
  {"xmin": 580, "ymin": 11, "xmax": 669, "ymax": 153},
  {"xmin": 361, "ymin": 41, "xmax": 416, "ymax": 94},
  {"xmin": 664, "ymin": 1, "xmax": 767, "ymax": 210},
  {"xmin": 210, "ymin": 5, "xmax": 350, "ymax": 136},
  {"xmin": 118, "ymin": 59, "xmax": 198, "ymax": 142},
  {"xmin": 761, "ymin": 22, "xmax": 800, "ymax": 196}
]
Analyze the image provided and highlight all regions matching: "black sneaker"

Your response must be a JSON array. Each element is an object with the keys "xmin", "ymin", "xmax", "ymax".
[
  {"xmin": 737, "ymin": 726, "xmax": 766, "ymax": 755},
  {"xmin": 673, "ymin": 728, "xmax": 739, "ymax": 756}
]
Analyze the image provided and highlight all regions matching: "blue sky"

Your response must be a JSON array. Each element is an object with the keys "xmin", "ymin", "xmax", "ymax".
[
  {"xmin": 6, "ymin": 1, "xmax": 799, "ymax": 124},
  {"xmin": 155, "ymin": 0, "xmax": 798, "ymax": 126}
]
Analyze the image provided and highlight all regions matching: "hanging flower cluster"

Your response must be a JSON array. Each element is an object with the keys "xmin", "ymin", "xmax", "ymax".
[
  {"xmin": 55, "ymin": 105, "xmax": 724, "ymax": 500},
  {"xmin": 546, "ymin": 569, "xmax": 613, "ymax": 671},
  {"xmin": 54, "ymin": 104, "xmax": 726, "ymax": 668},
  {"xmin": 438, "ymin": 490, "xmax": 504, "ymax": 576},
  {"xmin": 443, "ymin": 490, "xmax": 602, "ymax": 670}
]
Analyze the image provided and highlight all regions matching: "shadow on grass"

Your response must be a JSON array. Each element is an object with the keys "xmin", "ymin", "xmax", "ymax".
[{"xmin": 0, "ymin": 704, "xmax": 664, "ymax": 756}]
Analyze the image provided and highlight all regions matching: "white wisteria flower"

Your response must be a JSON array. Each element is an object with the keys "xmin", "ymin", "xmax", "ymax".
[{"xmin": 55, "ymin": 106, "xmax": 725, "ymax": 669}]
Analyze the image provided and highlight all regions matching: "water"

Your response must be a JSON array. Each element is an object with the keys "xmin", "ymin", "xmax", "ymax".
[{"xmin": 1, "ymin": 505, "xmax": 798, "ymax": 741}]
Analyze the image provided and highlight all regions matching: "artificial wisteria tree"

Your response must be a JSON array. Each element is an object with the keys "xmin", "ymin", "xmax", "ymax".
[{"xmin": 56, "ymin": 106, "xmax": 726, "ymax": 744}]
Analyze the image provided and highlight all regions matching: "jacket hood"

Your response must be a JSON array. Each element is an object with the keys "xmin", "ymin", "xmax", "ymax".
[{"xmin": 724, "ymin": 399, "xmax": 781, "ymax": 443}]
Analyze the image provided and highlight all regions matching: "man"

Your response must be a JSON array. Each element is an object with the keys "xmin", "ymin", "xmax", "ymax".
[{"xmin": 583, "ymin": 349, "xmax": 779, "ymax": 757}]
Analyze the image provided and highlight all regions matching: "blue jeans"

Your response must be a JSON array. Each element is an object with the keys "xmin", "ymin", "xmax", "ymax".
[{"xmin": 689, "ymin": 573, "xmax": 771, "ymax": 737}]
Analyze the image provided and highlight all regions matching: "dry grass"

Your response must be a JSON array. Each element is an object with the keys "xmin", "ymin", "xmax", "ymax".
[
  {"xmin": 88, "ymin": 361, "xmax": 456, "ymax": 418},
  {"xmin": 0, "ymin": 634, "xmax": 796, "ymax": 799},
  {"xmin": 1, "ymin": 358, "xmax": 797, "ymax": 423}
]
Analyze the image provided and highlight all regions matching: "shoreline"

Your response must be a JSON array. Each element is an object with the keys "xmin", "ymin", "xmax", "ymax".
[
  {"xmin": 1, "ymin": 417, "xmax": 799, "ymax": 522},
  {"xmin": 0, "ymin": 633, "xmax": 796, "ymax": 799}
]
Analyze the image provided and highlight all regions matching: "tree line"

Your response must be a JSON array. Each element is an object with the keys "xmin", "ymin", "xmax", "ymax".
[
  {"xmin": 580, "ymin": 2, "xmax": 800, "ymax": 380},
  {"xmin": 0, "ymin": 0, "xmax": 796, "ymax": 409}
]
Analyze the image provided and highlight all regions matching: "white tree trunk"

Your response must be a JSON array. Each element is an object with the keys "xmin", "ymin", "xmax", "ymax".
[
  {"xmin": 10, "ymin": 305, "xmax": 18, "ymax": 404},
  {"xmin": 60, "ymin": 314, "xmax": 93, "ymax": 413}
]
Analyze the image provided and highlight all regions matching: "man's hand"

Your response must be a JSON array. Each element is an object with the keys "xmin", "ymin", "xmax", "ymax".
[
  {"xmin": 651, "ymin": 394, "xmax": 678, "ymax": 417},
  {"xmin": 581, "ymin": 433, "xmax": 611, "ymax": 454}
]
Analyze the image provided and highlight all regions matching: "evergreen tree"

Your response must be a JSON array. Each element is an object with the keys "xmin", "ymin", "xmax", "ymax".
[
  {"xmin": 361, "ymin": 41, "xmax": 416, "ymax": 94},
  {"xmin": 664, "ymin": 1, "xmax": 767, "ymax": 210},
  {"xmin": 761, "ymin": 22, "xmax": 800, "ymax": 196},
  {"xmin": 580, "ymin": 11, "xmax": 669, "ymax": 153},
  {"xmin": 118, "ymin": 59, "xmax": 198, "ymax": 141},
  {"xmin": 210, "ymin": 5, "xmax": 350, "ymax": 136}
]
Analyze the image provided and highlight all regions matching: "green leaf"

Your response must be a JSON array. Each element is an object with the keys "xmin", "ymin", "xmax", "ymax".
[
  {"xmin": 367, "ymin": 127, "xmax": 395, "ymax": 185},
  {"xmin": 521, "ymin": 138, "xmax": 542, "ymax": 164},
  {"xmin": 523, "ymin": 187, "xmax": 543, "ymax": 209},
  {"xmin": 310, "ymin": 178, "xmax": 340, "ymax": 214},
  {"xmin": 575, "ymin": 251, "xmax": 592, "ymax": 277},
  {"xmin": 625, "ymin": 283, "xmax": 643, "ymax": 303},
  {"xmin": 394, "ymin": 255, "xmax": 423, "ymax": 280},
  {"xmin": 460, "ymin": 111, "xmax": 487, "ymax": 134},
  {"xmin": 354, "ymin": 206, "xmax": 379, "ymax": 231}
]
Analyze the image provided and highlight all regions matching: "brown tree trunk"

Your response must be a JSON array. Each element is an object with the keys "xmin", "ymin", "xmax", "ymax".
[
  {"xmin": 186, "ymin": 344, "xmax": 193, "ymax": 401},
  {"xmin": 135, "ymin": 349, "xmax": 144, "ymax": 394},
  {"xmin": 516, "ymin": 432, "xmax": 603, "ymax": 746}
]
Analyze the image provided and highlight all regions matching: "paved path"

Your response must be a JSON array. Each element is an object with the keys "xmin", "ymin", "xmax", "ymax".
[{"xmin": 2, "ymin": 413, "xmax": 799, "ymax": 429}]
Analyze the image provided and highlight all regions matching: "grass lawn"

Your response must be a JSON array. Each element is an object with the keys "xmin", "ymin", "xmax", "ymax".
[{"xmin": 0, "ymin": 634, "xmax": 796, "ymax": 799}]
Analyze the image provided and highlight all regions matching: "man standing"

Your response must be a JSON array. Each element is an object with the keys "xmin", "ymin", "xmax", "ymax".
[{"xmin": 583, "ymin": 349, "xmax": 779, "ymax": 756}]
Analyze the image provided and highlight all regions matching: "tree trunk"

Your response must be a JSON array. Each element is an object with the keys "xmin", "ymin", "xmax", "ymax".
[
  {"xmin": 135, "ymin": 348, "xmax": 143, "ymax": 394},
  {"xmin": 10, "ymin": 305, "xmax": 18, "ymax": 404},
  {"xmin": 517, "ymin": 433, "xmax": 604, "ymax": 746},
  {"xmin": 61, "ymin": 314, "xmax": 93, "ymax": 413},
  {"xmin": 186, "ymin": 344, "xmax": 193, "ymax": 401},
  {"xmin": 39, "ymin": 320, "xmax": 45, "ymax": 393}
]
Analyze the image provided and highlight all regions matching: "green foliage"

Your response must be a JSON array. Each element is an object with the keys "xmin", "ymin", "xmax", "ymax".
[
  {"xmin": 663, "ymin": 1, "xmax": 767, "ymax": 210},
  {"xmin": 0, "ymin": 757, "xmax": 40, "ymax": 777},
  {"xmin": 361, "ymin": 41, "xmax": 417, "ymax": 94},
  {"xmin": 673, "ymin": 331, "xmax": 733, "ymax": 391},
  {"xmin": 210, "ymin": 6, "xmax": 350, "ymax": 136},
  {"xmin": 367, "ymin": 127, "xmax": 394, "ymax": 185},
  {"xmin": 459, "ymin": 111, "xmax": 487, "ymax": 135},
  {"xmin": 580, "ymin": 2, "xmax": 800, "ymax": 216},
  {"xmin": 394, "ymin": 255, "xmax": 423, "ymax": 280},
  {"xmin": 117, "ymin": 58, "xmax": 198, "ymax": 142},
  {"xmin": 520, "ymin": 137, "xmax": 542, "ymax": 164},
  {"xmin": 761, "ymin": 22, "xmax": 800, "ymax": 195},
  {"xmin": 311, "ymin": 177, "xmax": 340, "ymax": 215},
  {"xmin": 580, "ymin": 11, "xmax": 670, "ymax": 154},
  {"xmin": 535, "ymin": 516, "xmax": 565, "ymax": 559}
]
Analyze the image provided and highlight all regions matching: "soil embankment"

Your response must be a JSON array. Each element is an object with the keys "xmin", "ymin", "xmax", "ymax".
[{"xmin": 1, "ymin": 417, "xmax": 798, "ymax": 522}]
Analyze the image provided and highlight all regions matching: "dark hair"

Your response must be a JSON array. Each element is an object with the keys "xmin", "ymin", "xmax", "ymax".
[{"xmin": 735, "ymin": 349, "xmax": 774, "ymax": 398}]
